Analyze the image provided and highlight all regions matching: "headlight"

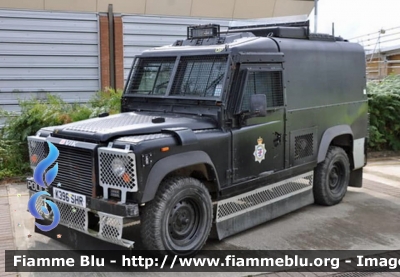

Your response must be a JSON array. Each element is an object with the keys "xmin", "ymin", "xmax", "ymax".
[
  {"xmin": 111, "ymin": 158, "xmax": 125, "ymax": 177},
  {"xmin": 30, "ymin": 140, "xmax": 37, "ymax": 148}
]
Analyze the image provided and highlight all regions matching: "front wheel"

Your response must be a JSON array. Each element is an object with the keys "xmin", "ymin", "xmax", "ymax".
[
  {"xmin": 314, "ymin": 146, "xmax": 350, "ymax": 206},
  {"xmin": 140, "ymin": 177, "xmax": 213, "ymax": 257}
]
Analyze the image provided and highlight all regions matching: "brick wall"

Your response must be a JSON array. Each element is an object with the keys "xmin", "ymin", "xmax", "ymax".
[
  {"xmin": 99, "ymin": 14, "xmax": 110, "ymax": 90},
  {"xmin": 99, "ymin": 14, "xmax": 124, "ymax": 91},
  {"xmin": 114, "ymin": 15, "xmax": 124, "ymax": 90}
]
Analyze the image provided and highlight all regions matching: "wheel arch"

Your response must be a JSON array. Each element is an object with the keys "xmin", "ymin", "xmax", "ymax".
[
  {"xmin": 317, "ymin": 125, "xmax": 354, "ymax": 167},
  {"xmin": 141, "ymin": 151, "xmax": 219, "ymax": 203}
]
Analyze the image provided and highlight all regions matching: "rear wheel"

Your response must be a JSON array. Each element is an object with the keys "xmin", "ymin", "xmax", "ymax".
[
  {"xmin": 140, "ymin": 177, "xmax": 213, "ymax": 256},
  {"xmin": 314, "ymin": 146, "xmax": 350, "ymax": 206}
]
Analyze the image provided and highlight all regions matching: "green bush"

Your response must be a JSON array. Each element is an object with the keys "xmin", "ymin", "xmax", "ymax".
[
  {"xmin": 367, "ymin": 75, "xmax": 400, "ymax": 151},
  {"xmin": 0, "ymin": 139, "xmax": 29, "ymax": 180},
  {"xmin": 89, "ymin": 88, "xmax": 122, "ymax": 115},
  {"xmin": 0, "ymin": 88, "xmax": 122, "ymax": 180}
]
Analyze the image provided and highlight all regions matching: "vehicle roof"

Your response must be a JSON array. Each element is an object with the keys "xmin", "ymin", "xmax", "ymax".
[{"xmin": 137, "ymin": 31, "xmax": 364, "ymax": 58}]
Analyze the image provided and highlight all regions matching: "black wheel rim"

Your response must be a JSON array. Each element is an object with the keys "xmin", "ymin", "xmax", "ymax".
[
  {"xmin": 329, "ymin": 161, "xmax": 345, "ymax": 194},
  {"xmin": 167, "ymin": 197, "xmax": 203, "ymax": 250}
]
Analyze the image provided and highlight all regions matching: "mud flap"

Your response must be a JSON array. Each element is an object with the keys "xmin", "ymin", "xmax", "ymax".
[{"xmin": 349, "ymin": 168, "xmax": 363, "ymax": 188}]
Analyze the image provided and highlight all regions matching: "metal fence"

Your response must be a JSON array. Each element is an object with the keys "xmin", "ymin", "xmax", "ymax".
[
  {"xmin": 0, "ymin": 9, "xmax": 101, "ymax": 126},
  {"xmin": 350, "ymin": 26, "xmax": 400, "ymax": 80}
]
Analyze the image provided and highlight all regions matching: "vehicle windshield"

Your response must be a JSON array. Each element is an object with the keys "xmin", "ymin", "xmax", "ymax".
[{"xmin": 127, "ymin": 55, "xmax": 228, "ymax": 98}]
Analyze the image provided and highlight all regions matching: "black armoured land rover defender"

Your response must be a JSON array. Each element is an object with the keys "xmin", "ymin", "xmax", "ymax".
[{"xmin": 27, "ymin": 21, "xmax": 368, "ymax": 256}]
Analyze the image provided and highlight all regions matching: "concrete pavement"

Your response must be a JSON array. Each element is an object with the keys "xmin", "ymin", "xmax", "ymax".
[
  {"xmin": 2, "ymin": 157, "xmax": 400, "ymax": 277},
  {"xmin": 0, "ymin": 186, "xmax": 16, "ymax": 277}
]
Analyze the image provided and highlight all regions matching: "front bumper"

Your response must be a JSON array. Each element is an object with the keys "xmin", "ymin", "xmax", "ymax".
[
  {"xmin": 34, "ymin": 220, "xmax": 132, "ymax": 250},
  {"xmin": 27, "ymin": 179, "xmax": 136, "ymax": 249}
]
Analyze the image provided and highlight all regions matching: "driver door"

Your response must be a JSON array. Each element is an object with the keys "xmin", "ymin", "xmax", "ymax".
[{"xmin": 231, "ymin": 64, "xmax": 285, "ymax": 183}]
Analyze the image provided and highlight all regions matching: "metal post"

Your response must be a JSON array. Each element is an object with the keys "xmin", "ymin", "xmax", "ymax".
[
  {"xmin": 314, "ymin": 0, "xmax": 318, "ymax": 33},
  {"xmin": 108, "ymin": 4, "xmax": 115, "ymax": 90}
]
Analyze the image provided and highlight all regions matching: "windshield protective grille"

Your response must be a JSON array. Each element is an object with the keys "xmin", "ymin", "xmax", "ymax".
[
  {"xmin": 129, "ymin": 57, "xmax": 176, "ymax": 95},
  {"xmin": 170, "ymin": 55, "xmax": 228, "ymax": 98}
]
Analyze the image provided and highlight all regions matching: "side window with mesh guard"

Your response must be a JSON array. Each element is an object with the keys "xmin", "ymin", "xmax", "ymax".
[{"xmin": 240, "ymin": 71, "xmax": 284, "ymax": 111}]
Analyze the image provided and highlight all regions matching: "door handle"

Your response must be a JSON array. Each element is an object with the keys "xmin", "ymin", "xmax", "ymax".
[{"xmin": 273, "ymin": 132, "xmax": 281, "ymax": 147}]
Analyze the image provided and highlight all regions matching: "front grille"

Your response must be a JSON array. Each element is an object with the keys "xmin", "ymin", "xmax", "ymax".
[
  {"xmin": 28, "ymin": 136, "xmax": 96, "ymax": 198},
  {"xmin": 52, "ymin": 145, "xmax": 94, "ymax": 198},
  {"xmin": 28, "ymin": 187, "xmax": 45, "ymax": 216},
  {"xmin": 55, "ymin": 200, "xmax": 87, "ymax": 231}
]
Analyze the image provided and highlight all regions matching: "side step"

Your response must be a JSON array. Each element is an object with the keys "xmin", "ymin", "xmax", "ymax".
[{"xmin": 215, "ymin": 171, "xmax": 314, "ymax": 240}]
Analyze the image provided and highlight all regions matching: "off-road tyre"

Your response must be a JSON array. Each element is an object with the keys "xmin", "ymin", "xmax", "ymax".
[
  {"xmin": 140, "ymin": 177, "xmax": 213, "ymax": 257},
  {"xmin": 314, "ymin": 146, "xmax": 350, "ymax": 206}
]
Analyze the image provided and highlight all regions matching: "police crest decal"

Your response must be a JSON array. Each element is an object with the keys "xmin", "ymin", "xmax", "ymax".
[{"xmin": 253, "ymin": 137, "xmax": 267, "ymax": 163}]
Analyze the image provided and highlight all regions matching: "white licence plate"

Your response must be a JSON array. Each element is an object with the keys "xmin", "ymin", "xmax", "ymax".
[{"xmin": 53, "ymin": 187, "xmax": 86, "ymax": 208}]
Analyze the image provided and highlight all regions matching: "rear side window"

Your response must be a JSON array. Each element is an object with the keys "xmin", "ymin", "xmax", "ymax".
[{"xmin": 240, "ymin": 71, "xmax": 284, "ymax": 111}]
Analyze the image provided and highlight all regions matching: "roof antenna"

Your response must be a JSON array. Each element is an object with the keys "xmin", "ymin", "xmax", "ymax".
[{"xmin": 332, "ymin": 22, "xmax": 335, "ymax": 37}]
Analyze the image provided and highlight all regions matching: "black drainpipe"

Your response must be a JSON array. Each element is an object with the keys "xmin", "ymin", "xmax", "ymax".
[{"xmin": 108, "ymin": 4, "xmax": 116, "ymax": 90}]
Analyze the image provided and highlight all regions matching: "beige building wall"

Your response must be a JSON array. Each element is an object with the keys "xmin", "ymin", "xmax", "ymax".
[{"xmin": 0, "ymin": 0, "xmax": 313, "ymax": 18}]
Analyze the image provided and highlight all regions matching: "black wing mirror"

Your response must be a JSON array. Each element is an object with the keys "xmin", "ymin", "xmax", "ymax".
[{"xmin": 250, "ymin": 94, "xmax": 267, "ymax": 117}]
